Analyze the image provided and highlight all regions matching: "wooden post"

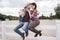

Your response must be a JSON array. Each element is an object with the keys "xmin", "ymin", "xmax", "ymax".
[
  {"xmin": 56, "ymin": 20, "xmax": 60, "ymax": 40},
  {"xmin": 2, "ymin": 21, "xmax": 6, "ymax": 40}
]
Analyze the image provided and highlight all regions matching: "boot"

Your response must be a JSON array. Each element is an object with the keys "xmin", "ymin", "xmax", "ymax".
[
  {"xmin": 22, "ymin": 33, "xmax": 25, "ymax": 40},
  {"xmin": 34, "ymin": 30, "xmax": 42, "ymax": 37}
]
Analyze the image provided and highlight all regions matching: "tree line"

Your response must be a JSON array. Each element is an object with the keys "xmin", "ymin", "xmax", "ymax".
[
  {"xmin": 39, "ymin": 4, "xmax": 60, "ymax": 19},
  {"xmin": 0, "ymin": 14, "xmax": 18, "ymax": 21}
]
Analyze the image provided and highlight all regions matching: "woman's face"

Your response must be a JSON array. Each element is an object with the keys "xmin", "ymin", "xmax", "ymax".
[
  {"xmin": 26, "ymin": 4, "xmax": 35, "ymax": 11},
  {"xmin": 32, "ymin": 5, "xmax": 35, "ymax": 9},
  {"xmin": 28, "ymin": 5, "xmax": 35, "ymax": 11}
]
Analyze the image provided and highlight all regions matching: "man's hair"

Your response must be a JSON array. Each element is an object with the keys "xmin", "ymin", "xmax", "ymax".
[{"xmin": 31, "ymin": 2, "xmax": 37, "ymax": 9}]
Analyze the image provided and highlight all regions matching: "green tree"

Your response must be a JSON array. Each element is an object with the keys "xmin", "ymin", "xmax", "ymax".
[
  {"xmin": 55, "ymin": 4, "xmax": 60, "ymax": 19},
  {"xmin": 0, "ymin": 13, "xmax": 18, "ymax": 20},
  {"xmin": 0, "ymin": 14, "xmax": 6, "ymax": 20}
]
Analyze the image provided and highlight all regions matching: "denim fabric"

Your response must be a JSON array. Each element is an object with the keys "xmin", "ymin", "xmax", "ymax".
[{"xmin": 14, "ymin": 22, "xmax": 29, "ymax": 37}]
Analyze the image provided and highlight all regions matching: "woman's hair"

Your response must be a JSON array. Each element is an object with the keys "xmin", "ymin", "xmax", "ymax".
[
  {"xmin": 31, "ymin": 2, "xmax": 37, "ymax": 9},
  {"xmin": 24, "ymin": 3, "xmax": 31, "ymax": 9},
  {"xmin": 24, "ymin": 2, "xmax": 37, "ymax": 9}
]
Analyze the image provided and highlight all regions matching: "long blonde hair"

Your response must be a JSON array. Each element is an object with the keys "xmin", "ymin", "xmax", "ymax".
[{"xmin": 24, "ymin": 3, "xmax": 31, "ymax": 9}]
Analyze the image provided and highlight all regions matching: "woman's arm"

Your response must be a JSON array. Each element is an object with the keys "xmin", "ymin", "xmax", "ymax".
[{"xmin": 28, "ymin": 10, "xmax": 32, "ymax": 19}]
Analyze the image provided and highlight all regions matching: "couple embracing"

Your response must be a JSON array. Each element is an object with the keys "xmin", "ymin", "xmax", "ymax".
[{"xmin": 14, "ymin": 2, "xmax": 42, "ymax": 40}]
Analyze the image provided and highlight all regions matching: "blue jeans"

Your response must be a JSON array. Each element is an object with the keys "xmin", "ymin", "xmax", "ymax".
[{"xmin": 14, "ymin": 22, "xmax": 29, "ymax": 37}]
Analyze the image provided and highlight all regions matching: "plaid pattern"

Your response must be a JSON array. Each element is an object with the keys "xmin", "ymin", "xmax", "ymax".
[{"xmin": 32, "ymin": 9, "xmax": 38, "ymax": 18}]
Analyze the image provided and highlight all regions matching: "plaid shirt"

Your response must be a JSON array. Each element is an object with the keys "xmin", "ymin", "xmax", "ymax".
[{"xmin": 32, "ymin": 9, "xmax": 38, "ymax": 18}]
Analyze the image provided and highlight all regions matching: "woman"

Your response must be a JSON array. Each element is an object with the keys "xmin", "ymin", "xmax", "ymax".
[
  {"xmin": 28, "ymin": 3, "xmax": 42, "ymax": 37},
  {"xmin": 14, "ymin": 3, "xmax": 31, "ymax": 40}
]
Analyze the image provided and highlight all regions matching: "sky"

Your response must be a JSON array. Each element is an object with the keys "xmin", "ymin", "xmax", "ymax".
[{"xmin": 0, "ymin": 0, "xmax": 60, "ymax": 17}]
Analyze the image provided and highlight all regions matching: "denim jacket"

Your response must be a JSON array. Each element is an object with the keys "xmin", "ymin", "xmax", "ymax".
[{"xmin": 19, "ymin": 9, "xmax": 25, "ymax": 22}]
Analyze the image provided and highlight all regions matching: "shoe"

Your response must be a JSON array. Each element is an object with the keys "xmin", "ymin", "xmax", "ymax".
[
  {"xmin": 34, "ymin": 33, "xmax": 38, "ymax": 37},
  {"xmin": 39, "ymin": 30, "xmax": 42, "ymax": 36},
  {"xmin": 26, "ymin": 31, "xmax": 28, "ymax": 37},
  {"xmin": 22, "ymin": 33, "xmax": 25, "ymax": 40},
  {"xmin": 34, "ymin": 30, "xmax": 42, "ymax": 37}
]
